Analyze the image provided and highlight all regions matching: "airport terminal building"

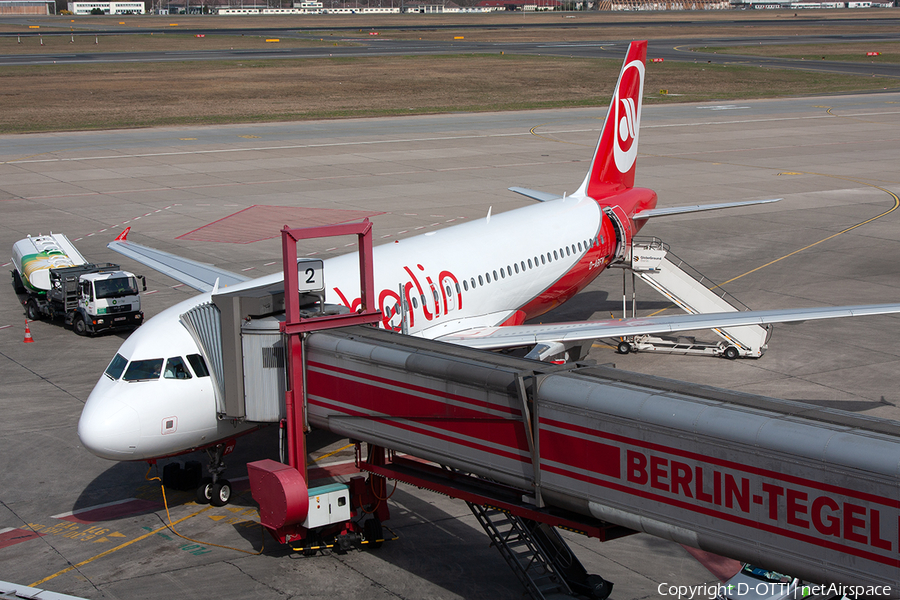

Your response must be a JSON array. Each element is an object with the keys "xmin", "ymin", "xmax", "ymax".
[{"xmin": 66, "ymin": 0, "xmax": 145, "ymax": 12}]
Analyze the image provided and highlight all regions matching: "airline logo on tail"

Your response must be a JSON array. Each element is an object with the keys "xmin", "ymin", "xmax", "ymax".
[
  {"xmin": 580, "ymin": 40, "xmax": 647, "ymax": 199},
  {"xmin": 613, "ymin": 59, "xmax": 644, "ymax": 176}
]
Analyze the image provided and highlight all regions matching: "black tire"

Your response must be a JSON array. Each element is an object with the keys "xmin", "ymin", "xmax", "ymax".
[
  {"xmin": 73, "ymin": 315, "xmax": 88, "ymax": 336},
  {"xmin": 12, "ymin": 270, "xmax": 25, "ymax": 293},
  {"xmin": 25, "ymin": 299, "xmax": 39, "ymax": 321},
  {"xmin": 364, "ymin": 518, "xmax": 384, "ymax": 550},
  {"xmin": 210, "ymin": 480, "xmax": 231, "ymax": 507},
  {"xmin": 724, "ymin": 346, "xmax": 739, "ymax": 360},
  {"xmin": 616, "ymin": 341, "xmax": 631, "ymax": 355},
  {"xmin": 195, "ymin": 478, "xmax": 213, "ymax": 505}
]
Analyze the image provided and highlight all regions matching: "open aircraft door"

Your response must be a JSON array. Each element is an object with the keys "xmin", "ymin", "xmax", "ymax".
[{"xmin": 603, "ymin": 205, "xmax": 633, "ymax": 263}]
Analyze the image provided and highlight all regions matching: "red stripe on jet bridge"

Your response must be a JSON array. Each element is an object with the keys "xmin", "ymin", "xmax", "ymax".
[
  {"xmin": 310, "ymin": 396, "xmax": 528, "ymax": 465},
  {"xmin": 308, "ymin": 368, "xmax": 529, "ymax": 455},
  {"xmin": 0, "ymin": 528, "xmax": 44, "ymax": 549},
  {"xmin": 540, "ymin": 461, "xmax": 900, "ymax": 569},
  {"xmin": 308, "ymin": 360, "xmax": 521, "ymax": 418},
  {"xmin": 56, "ymin": 498, "xmax": 162, "ymax": 524},
  {"xmin": 542, "ymin": 416, "xmax": 900, "ymax": 509},
  {"xmin": 541, "ymin": 428, "xmax": 620, "ymax": 480}
]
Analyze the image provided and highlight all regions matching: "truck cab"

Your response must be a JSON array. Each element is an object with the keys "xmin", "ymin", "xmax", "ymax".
[{"xmin": 73, "ymin": 270, "xmax": 144, "ymax": 335}]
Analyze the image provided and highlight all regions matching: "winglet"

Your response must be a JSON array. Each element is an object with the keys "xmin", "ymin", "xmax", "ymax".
[{"xmin": 114, "ymin": 227, "xmax": 131, "ymax": 242}]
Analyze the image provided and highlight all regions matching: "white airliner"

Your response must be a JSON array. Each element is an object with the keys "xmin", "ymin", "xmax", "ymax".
[{"xmin": 77, "ymin": 41, "xmax": 900, "ymax": 505}]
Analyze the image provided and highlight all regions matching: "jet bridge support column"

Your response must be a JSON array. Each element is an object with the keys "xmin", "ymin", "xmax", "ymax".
[
  {"xmin": 248, "ymin": 221, "xmax": 382, "ymax": 544},
  {"xmin": 279, "ymin": 220, "xmax": 381, "ymax": 477}
]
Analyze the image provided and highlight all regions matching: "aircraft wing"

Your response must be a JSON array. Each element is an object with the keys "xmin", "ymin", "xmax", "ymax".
[
  {"xmin": 434, "ymin": 304, "xmax": 900, "ymax": 351},
  {"xmin": 108, "ymin": 231, "xmax": 250, "ymax": 293}
]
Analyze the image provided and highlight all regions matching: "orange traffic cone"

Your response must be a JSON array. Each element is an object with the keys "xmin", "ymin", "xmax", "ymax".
[{"xmin": 23, "ymin": 320, "xmax": 34, "ymax": 343}]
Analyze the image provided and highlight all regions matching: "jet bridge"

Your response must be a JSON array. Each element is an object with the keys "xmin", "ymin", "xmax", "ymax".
[
  {"xmin": 295, "ymin": 325, "xmax": 900, "ymax": 595},
  {"xmin": 233, "ymin": 319, "xmax": 900, "ymax": 596},
  {"xmin": 616, "ymin": 238, "xmax": 770, "ymax": 358},
  {"xmin": 187, "ymin": 222, "xmax": 898, "ymax": 598}
]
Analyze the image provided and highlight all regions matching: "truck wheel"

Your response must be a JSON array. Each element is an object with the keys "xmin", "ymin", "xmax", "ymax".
[
  {"xmin": 25, "ymin": 299, "xmax": 39, "ymax": 321},
  {"xmin": 616, "ymin": 341, "xmax": 631, "ymax": 355},
  {"xmin": 724, "ymin": 346, "xmax": 739, "ymax": 360},
  {"xmin": 12, "ymin": 270, "xmax": 25, "ymax": 293},
  {"xmin": 73, "ymin": 315, "xmax": 88, "ymax": 336}
]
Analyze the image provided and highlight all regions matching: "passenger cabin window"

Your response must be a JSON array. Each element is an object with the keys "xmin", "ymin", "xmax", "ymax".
[
  {"xmin": 187, "ymin": 354, "xmax": 210, "ymax": 378},
  {"xmin": 123, "ymin": 358, "xmax": 163, "ymax": 382},
  {"xmin": 105, "ymin": 353, "xmax": 128, "ymax": 380},
  {"xmin": 164, "ymin": 357, "xmax": 192, "ymax": 380}
]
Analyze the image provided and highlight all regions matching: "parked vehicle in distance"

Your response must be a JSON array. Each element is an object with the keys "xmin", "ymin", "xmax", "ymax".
[{"xmin": 11, "ymin": 233, "xmax": 145, "ymax": 336}]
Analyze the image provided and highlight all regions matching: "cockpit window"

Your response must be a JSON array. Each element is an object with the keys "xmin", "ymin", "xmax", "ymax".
[
  {"xmin": 123, "ymin": 358, "xmax": 163, "ymax": 381},
  {"xmin": 105, "ymin": 353, "xmax": 128, "ymax": 380},
  {"xmin": 163, "ymin": 357, "xmax": 192, "ymax": 380},
  {"xmin": 186, "ymin": 354, "xmax": 210, "ymax": 378}
]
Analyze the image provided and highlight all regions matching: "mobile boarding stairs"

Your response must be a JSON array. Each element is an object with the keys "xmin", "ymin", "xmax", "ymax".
[{"xmin": 612, "ymin": 237, "xmax": 771, "ymax": 359}]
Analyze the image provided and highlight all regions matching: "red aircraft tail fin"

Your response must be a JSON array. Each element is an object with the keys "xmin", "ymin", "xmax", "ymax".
[{"xmin": 575, "ymin": 40, "xmax": 647, "ymax": 200}]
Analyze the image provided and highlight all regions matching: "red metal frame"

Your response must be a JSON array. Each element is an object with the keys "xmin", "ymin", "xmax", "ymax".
[
  {"xmin": 250, "ymin": 221, "xmax": 386, "ymax": 546},
  {"xmin": 280, "ymin": 220, "xmax": 382, "ymax": 481}
]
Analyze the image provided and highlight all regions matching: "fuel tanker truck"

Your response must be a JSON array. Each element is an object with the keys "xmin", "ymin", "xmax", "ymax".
[{"xmin": 11, "ymin": 233, "xmax": 145, "ymax": 336}]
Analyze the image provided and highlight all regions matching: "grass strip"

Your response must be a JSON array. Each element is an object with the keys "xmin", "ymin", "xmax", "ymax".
[{"xmin": 1, "ymin": 54, "xmax": 896, "ymax": 134}]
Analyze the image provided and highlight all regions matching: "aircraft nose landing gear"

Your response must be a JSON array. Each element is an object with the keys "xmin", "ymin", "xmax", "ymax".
[
  {"xmin": 195, "ymin": 442, "xmax": 233, "ymax": 507},
  {"xmin": 160, "ymin": 441, "xmax": 237, "ymax": 507}
]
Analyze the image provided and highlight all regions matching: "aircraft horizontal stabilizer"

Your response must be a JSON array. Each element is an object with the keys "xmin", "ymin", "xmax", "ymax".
[
  {"xmin": 633, "ymin": 198, "xmax": 781, "ymax": 220},
  {"xmin": 435, "ymin": 303, "xmax": 900, "ymax": 351},
  {"xmin": 108, "ymin": 237, "xmax": 250, "ymax": 293},
  {"xmin": 508, "ymin": 187, "xmax": 563, "ymax": 203}
]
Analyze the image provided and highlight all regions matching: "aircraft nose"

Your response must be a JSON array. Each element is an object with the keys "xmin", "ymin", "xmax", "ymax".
[{"xmin": 78, "ymin": 399, "xmax": 141, "ymax": 460}]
